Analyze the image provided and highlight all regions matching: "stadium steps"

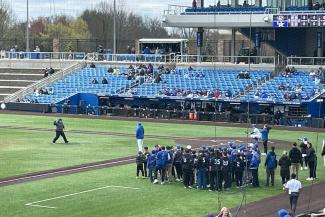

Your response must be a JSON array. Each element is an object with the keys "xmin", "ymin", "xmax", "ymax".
[
  {"xmin": 0, "ymin": 68, "xmax": 44, "ymax": 74},
  {"xmin": 0, "ymin": 86, "xmax": 25, "ymax": 94},
  {"xmin": 0, "ymin": 73, "xmax": 44, "ymax": 80},
  {"xmin": 0, "ymin": 80, "xmax": 37, "ymax": 86},
  {"xmin": 0, "ymin": 94, "xmax": 8, "ymax": 101}
]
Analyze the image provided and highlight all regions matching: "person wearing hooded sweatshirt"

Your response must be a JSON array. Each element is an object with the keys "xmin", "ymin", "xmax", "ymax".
[
  {"xmin": 265, "ymin": 146, "xmax": 277, "ymax": 187},
  {"xmin": 52, "ymin": 118, "xmax": 69, "ymax": 144},
  {"xmin": 135, "ymin": 122, "xmax": 144, "ymax": 152},
  {"xmin": 279, "ymin": 151, "xmax": 291, "ymax": 186},
  {"xmin": 306, "ymin": 143, "xmax": 317, "ymax": 181}
]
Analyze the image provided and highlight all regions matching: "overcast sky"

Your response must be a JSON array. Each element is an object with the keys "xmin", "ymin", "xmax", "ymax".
[{"xmin": 8, "ymin": 0, "xmax": 194, "ymax": 21}]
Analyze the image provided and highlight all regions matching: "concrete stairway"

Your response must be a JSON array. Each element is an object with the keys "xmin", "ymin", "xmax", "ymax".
[{"xmin": 0, "ymin": 68, "xmax": 45, "ymax": 101}]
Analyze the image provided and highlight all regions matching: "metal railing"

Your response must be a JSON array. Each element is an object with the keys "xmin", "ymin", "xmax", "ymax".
[
  {"xmin": 3, "ymin": 61, "xmax": 86, "ymax": 103},
  {"xmin": 175, "ymin": 55, "xmax": 275, "ymax": 64},
  {"xmin": 287, "ymin": 57, "xmax": 325, "ymax": 66},
  {"xmin": 0, "ymin": 51, "xmax": 86, "ymax": 60},
  {"xmin": 86, "ymin": 53, "xmax": 174, "ymax": 63}
]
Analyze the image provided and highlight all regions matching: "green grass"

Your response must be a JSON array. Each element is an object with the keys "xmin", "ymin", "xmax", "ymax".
[
  {"xmin": 0, "ymin": 163, "xmax": 323, "ymax": 217},
  {"xmin": 0, "ymin": 113, "xmax": 324, "ymax": 217}
]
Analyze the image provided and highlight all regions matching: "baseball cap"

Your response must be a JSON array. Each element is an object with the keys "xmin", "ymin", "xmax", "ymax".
[{"xmin": 186, "ymin": 145, "xmax": 192, "ymax": 150}]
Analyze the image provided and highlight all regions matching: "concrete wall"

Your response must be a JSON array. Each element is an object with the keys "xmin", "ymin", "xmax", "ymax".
[
  {"xmin": 0, "ymin": 59, "xmax": 81, "ymax": 70},
  {"xmin": 164, "ymin": 14, "xmax": 273, "ymax": 28}
]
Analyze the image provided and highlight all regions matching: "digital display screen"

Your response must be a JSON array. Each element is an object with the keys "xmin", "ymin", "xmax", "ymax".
[{"xmin": 273, "ymin": 14, "xmax": 325, "ymax": 27}]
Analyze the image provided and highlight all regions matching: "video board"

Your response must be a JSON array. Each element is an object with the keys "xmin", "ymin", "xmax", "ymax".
[{"xmin": 273, "ymin": 14, "xmax": 325, "ymax": 27}]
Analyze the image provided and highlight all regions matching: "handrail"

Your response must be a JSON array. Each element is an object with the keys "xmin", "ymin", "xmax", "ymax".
[
  {"xmin": 3, "ymin": 61, "xmax": 86, "ymax": 103},
  {"xmin": 287, "ymin": 56, "xmax": 325, "ymax": 66},
  {"xmin": 175, "ymin": 55, "xmax": 275, "ymax": 64}
]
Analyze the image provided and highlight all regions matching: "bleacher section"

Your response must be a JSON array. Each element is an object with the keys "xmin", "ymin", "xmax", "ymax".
[
  {"xmin": 24, "ymin": 66, "xmax": 135, "ymax": 104},
  {"xmin": 184, "ymin": 6, "xmax": 267, "ymax": 14},
  {"xmin": 134, "ymin": 69, "xmax": 270, "ymax": 98},
  {"xmin": 0, "ymin": 68, "xmax": 45, "ymax": 101},
  {"xmin": 22, "ymin": 66, "xmax": 325, "ymax": 105},
  {"xmin": 242, "ymin": 71, "xmax": 324, "ymax": 103}
]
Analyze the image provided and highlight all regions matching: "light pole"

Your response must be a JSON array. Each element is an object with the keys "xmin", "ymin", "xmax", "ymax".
[
  {"xmin": 113, "ymin": 0, "xmax": 116, "ymax": 56},
  {"xmin": 26, "ymin": 0, "xmax": 30, "ymax": 52}
]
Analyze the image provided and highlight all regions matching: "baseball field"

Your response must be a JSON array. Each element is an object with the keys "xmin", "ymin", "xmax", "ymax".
[{"xmin": 0, "ymin": 113, "xmax": 324, "ymax": 217}]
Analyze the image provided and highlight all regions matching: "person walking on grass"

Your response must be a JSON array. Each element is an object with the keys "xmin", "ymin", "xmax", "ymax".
[
  {"xmin": 285, "ymin": 173, "xmax": 302, "ymax": 217},
  {"xmin": 52, "ymin": 118, "xmax": 68, "ymax": 144},
  {"xmin": 135, "ymin": 122, "xmax": 144, "ymax": 152}
]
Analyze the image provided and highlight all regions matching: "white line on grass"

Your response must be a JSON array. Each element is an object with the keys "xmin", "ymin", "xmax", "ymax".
[
  {"xmin": 25, "ymin": 185, "xmax": 140, "ymax": 209},
  {"xmin": 0, "ymin": 159, "xmax": 133, "ymax": 185}
]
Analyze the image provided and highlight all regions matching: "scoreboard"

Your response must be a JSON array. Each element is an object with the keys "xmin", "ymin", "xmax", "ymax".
[{"xmin": 273, "ymin": 14, "xmax": 325, "ymax": 27}]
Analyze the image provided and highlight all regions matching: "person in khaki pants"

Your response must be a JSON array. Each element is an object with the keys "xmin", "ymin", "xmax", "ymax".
[{"xmin": 289, "ymin": 142, "xmax": 302, "ymax": 179}]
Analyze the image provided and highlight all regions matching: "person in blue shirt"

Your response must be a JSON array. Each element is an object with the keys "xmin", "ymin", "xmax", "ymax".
[
  {"xmin": 135, "ymin": 122, "xmax": 144, "ymax": 152},
  {"xmin": 264, "ymin": 146, "xmax": 277, "ymax": 187},
  {"xmin": 249, "ymin": 148, "xmax": 260, "ymax": 187},
  {"xmin": 147, "ymin": 150, "xmax": 156, "ymax": 183},
  {"xmin": 261, "ymin": 124, "xmax": 271, "ymax": 155},
  {"xmin": 154, "ymin": 146, "xmax": 167, "ymax": 184}
]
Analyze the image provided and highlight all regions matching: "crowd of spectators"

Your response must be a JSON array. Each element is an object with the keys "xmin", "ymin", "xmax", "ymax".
[{"xmin": 158, "ymin": 88, "xmax": 231, "ymax": 98}]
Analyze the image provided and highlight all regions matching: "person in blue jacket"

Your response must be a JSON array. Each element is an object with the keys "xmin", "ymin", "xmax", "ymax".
[
  {"xmin": 135, "ymin": 122, "xmax": 144, "ymax": 152},
  {"xmin": 249, "ymin": 148, "xmax": 260, "ymax": 187},
  {"xmin": 147, "ymin": 150, "xmax": 156, "ymax": 183},
  {"xmin": 154, "ymin": 146, "xmax": 167, "ymax": 184},
  {"xmin": 261, "ymin": 124, "xmax": 271, "ymax": 155},
  {"xmin": 264, "ymin": 146, "xmax": 277, "ymax": 187}
]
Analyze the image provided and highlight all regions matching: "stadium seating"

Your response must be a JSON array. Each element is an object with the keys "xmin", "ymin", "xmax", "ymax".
[
  {"xmin": 242, "ymin": 71, "xmax": 324, "ymax": 103},
  {"xmin": 24, "ymin": 66, "xmax": 136, "ymax": 104},
  {"xmin": 22, "ymin": 66, "xmax": 324, "ymax": 105},
  {"xmin": 133, "ymin": 69, "xmax": 271, "ymax": 98}
]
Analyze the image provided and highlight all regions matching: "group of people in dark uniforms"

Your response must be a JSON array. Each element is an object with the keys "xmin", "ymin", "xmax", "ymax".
[{"xmin": 136, "ymin": 142, "xmax": 264, "ymax": 191}]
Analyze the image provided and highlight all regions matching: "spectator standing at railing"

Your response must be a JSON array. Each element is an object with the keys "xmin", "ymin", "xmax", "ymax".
[
  {"xmin": 34, "ymin": 46, "xmax": 40, "ymax": 52},
  {"xmin": 192, "ymin": 0, "xmax": 197, "ymax": 9}
]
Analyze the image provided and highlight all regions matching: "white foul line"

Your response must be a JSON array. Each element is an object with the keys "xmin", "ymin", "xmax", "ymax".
[
  {"xmin": 25, "ymin": 185, "xmax": 140, "ymax": 209},
  {"xmin": 0, "ymin": 158, "xmax": 133, "ymax": 185}
]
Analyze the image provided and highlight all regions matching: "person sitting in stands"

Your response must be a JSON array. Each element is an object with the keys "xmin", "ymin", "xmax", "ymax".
[
  {"xmin": 225, "ymin": 90, "xmax": 232, "ymax": 98},
  {"xmin": 89, "ymin": 62, "xmax": 96, "ymax": 68},
  {"xmin": 107, "ymin": 67, "xmax": 114, "ymax": 73},
  {"xmin": 48, "ymin": 67, "xmax": 55, "ymax": 75},
  {"xmin": 278, "ymin": 83, "xmax": 286, "ymax": 91},
  {"xmin": 214, "ymin": 89, "xmax": 221, "ymax": 98},
  {"xmin": 147, "ymin": 63, "xmax": 153, "ymax": 74},
  {"xmin": 295, "ymin": 84, "xmax": 303, "ymax": 93},
  {"xmin": 91, "ymin": 78, "xmax": 98, "ymax": 84},
  {"xmin": 244, "ymin": 71, "xmax": 250, "ymax": 79},
  {"xmin": 43, "ymin": 68, "xmax": 48, "ymax": 77},
  {"xmin": 102, "ymin": 78, "xmax": 108, "ymax": 84},
  {"xmin": 48, "ymin": 88, "xmax": 53, "ymax": 95}
]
